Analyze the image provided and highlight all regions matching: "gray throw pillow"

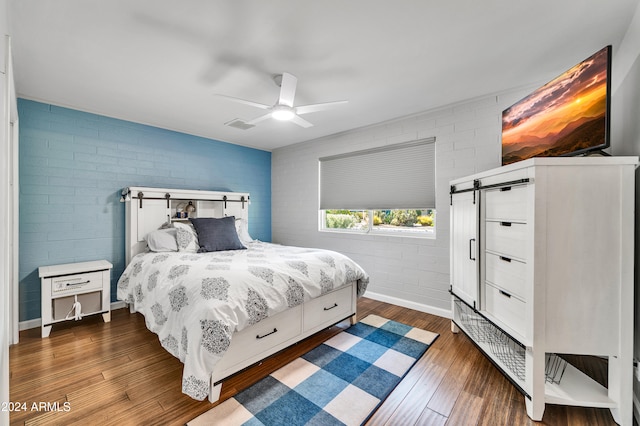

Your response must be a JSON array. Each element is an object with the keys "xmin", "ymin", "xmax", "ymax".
[{"xmin": 189, "ymin": 216, "xmax": 246, "ymax": 252}]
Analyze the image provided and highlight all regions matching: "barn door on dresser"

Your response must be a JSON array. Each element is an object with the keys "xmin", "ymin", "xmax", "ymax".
[{"xmin": 450, "ymin": 186, "xmax": 479, "ymax": 308}]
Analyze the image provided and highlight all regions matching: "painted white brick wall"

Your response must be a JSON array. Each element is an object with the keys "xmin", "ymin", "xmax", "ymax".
[{"xmin": 272, "ymin": 87, "xmax": 531, "ymax": 317}]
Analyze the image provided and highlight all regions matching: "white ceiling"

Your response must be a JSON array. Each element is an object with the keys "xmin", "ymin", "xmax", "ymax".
[{"xmin": 9, "ymin": 0, "xmax": 640, "ymax": 151}]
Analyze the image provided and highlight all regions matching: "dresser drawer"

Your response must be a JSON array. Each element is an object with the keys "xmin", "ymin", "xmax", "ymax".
[
  {"xmin": 485, "ymin": 221, "xmax": 527, "ymax": 261},
  {"xmin": 50, "ymin": 270, "xmax": 104, "ymax": 297},
  {"xmin": 484, "ymin": 185, "xmax": 529, "ymax": 222},
  {"xmin": 484, "ymin": 282, "xmax": 526, "ymax": 339},
  {"xmin": 485, "ymin": 252, "xmax": 527, "ymax": 301},
  {"xmin": 304, "ymin": 285, "xmax": 353, "ymax": 332},
  {"xmin": 222, "ymin": 305, "xmax": 303, "ymax": 370}
]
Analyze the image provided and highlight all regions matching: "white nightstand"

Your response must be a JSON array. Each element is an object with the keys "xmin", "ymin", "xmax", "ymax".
[{"xmin": 39, "ymin": 260, "xmax": 113, "ymax": 338}]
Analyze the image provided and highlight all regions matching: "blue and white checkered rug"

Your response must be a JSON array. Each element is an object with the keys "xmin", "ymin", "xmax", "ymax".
[{"xmin": 188, "ymin": 315, "xmax": 439, "ymax": 426}]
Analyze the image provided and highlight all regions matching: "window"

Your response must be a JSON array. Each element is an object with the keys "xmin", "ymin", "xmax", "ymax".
[
  {"xmin": 319, "ymin": 138, "xmax": 436, "ymax": 237},
  {"xmin": 323, "ymin": 209, "xmax": 436, "ymax": 235}
]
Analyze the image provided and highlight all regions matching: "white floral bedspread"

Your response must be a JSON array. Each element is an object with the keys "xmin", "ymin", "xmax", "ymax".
[{"xmin": 116, "ymin": 241, "xmax": 369, "ymax": 400}]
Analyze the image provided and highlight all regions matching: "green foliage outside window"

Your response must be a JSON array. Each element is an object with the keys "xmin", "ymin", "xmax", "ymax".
[
  {"xmin": 373, "ymin": 210, "xmax": 435, "ymax": 228},
  {"xmin": 325, "ymin": 209, "xmax": 435, "ymax": 232},
  {"xmin": 325, "ymin": 213, "xmax": 357, "ymax": 229}
]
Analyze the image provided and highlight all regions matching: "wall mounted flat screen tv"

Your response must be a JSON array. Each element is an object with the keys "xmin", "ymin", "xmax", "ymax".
[{"xmin": 501, "ymin": 45, "xmax": 611, "ymax": 166}]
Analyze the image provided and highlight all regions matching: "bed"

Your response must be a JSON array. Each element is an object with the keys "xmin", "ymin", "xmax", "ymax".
[{"xmin": 116, "ymin": 187, "xmax": 369, "ymax": 402}]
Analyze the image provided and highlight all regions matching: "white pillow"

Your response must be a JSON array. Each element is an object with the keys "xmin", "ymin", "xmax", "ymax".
[
  {"xmin": 146, "ymin": 228, "xmax": 178, "ymax": 252},
  {"xmin": 235, "ymin": 218, "xmax": 254, "ymax": 245},
  {"xmin": 173, "ymin": 221, "xmax": 199, "ymax": 252}
]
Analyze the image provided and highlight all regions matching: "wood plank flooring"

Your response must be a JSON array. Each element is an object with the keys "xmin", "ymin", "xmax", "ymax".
[{"xmin": 9, "ymin": 297, "xmax": 621, "ymax": 425}]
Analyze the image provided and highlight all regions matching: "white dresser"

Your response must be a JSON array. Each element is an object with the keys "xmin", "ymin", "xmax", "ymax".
[{"xmin": 449, "ymin": 157, "xmax": 637, "ymax": 425}]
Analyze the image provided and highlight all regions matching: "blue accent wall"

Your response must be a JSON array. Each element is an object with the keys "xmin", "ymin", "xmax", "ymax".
[{"xmin": 18, "ymin": 99, "xmax": 272, "ymax": 322}]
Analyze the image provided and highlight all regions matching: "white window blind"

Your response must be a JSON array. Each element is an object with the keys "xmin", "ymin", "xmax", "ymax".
[{"xmin": 319, "ymin": 138, "xmax": 436, "ymax": 210}]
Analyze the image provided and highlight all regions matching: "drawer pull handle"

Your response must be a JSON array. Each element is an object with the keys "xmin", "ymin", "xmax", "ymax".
[
  {"xmin": 499, "ymin": 256, "xmax": 512, "ymax": 263},
  {"xmin": 324, "ymin": 303, "xmax": 338, "ymax": 311},
  {"xmin": 499, "ymin": 290, "xmax": 512, "ymax": 298},
  {"xmin": 66, "ymin": 280, "xmax": 91, "ymax": 287},
  {"xmin": 256, "ymin": 328, "xmax": 278, "ymax": 339},
  {"xmin": 500, "ymin": 222, "xmax": 512, "ymax": 227},
  {"xmin": 500, "ymin": 186, "xmax": 512, "ymax": 192}
]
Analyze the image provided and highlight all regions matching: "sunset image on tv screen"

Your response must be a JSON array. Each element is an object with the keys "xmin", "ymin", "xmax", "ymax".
[{"xmin": 501, "ymin": 46, "xmax": 610, "ymax": 165}]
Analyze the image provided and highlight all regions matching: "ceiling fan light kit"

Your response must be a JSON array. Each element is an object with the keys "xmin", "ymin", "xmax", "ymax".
[
  {"xmin": 219, "ymin": 72, "xmax": 347, "ymax": 129},
  {"xmin": 271, "ymin": 105, "xmax": 295, "ymax": 121}
]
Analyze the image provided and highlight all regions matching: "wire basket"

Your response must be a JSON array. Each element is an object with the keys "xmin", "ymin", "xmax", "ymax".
[
  {"xmin": 545, "ymin": 353, "xmax": 568, "ymax": 384},
  {"xmin": 454, "ymin": 297, "xmax": 569, "ymax": 386},
  {"xmin": 453, "ymin": 298, "xmax": 492, "ymax": 343},
  {"xmin": 487, "ymin": 328, "xmax": 526, "ymax": 381},
  {"xmin": 454, "ymin": 298, "xmax": 525, "ymax": 381}
]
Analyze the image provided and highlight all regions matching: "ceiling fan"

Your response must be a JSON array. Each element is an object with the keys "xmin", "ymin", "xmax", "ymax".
[{"xmin": 217, "ymin": 72, "xmax": 348, "ymax": 129}]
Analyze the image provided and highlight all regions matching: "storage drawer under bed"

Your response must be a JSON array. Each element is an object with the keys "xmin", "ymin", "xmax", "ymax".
[
  {"xmin": 303, "ymin": 285, "xmax": 354, "ymax": 332},
  {"xmin": 211, "ymin": 285, "xmax": 355, "ymax": 377},
  {"xmin": 214, "ymin": 305, "xmax": 303, "ymax": 372}
]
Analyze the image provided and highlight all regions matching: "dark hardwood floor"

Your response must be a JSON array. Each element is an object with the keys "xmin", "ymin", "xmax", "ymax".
[{"xmin": 10, "ymin": 297, "xmax": 621, "ymax": 425}]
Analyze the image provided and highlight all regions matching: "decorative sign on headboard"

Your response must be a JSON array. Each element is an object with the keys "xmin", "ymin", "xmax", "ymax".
[{"xmin": 122, "ymin": 187, "xmax": 250, "ymax": 263}]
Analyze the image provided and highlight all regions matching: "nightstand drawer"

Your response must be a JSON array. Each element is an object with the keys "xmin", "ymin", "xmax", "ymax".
[{"xmin": 51, "ymin": 271, "xmax": 104, "ymax": 297}]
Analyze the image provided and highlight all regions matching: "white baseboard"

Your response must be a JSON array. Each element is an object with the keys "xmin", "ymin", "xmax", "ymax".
[
  {"xmin": 21, "ymin": 296, "xmax": 450, "ymax": 330},
  {"xmin": 364, "ymin": 291, "xmax": 452, "ymax": 319},
  {"xmin": 111, "ymin": 300, "xmax": 127, "ymax": 311},
  {"xmin": 19, "ymin": 301, "xmax": 128, "ymax": 331},
  {"xmin": 18, "ymin": 318, "xmax": 40, "ymax": 332}
]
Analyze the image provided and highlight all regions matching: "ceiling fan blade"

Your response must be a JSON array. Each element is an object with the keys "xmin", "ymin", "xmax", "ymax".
[
  {"xmin": 215, "ymin": 94, "xmax": 271, "ymax": 110},
  {"xmin": 290, "ymin": 114, "xmax": 314, "ymax": 128},
  {"xmin": 245, "ymin": 112, "xmax": 273, "ymax": 125},
  {"xmin": 295, "ymin": 100, "xmax": 348, "ymax": 115},
  {"xmin": 278, "ymin": 72, "xmax": 298, "ymax": 107}
]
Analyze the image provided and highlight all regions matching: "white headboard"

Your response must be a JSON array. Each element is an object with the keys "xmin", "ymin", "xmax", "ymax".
[{"xmin": 122, "ymin": 187, "xmax": 250, "ymax": 264}]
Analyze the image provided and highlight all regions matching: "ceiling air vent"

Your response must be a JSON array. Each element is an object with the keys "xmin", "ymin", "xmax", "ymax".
[{"xmin": 224, "ymin": 119, "xmax": 255, "ymax": 130}]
